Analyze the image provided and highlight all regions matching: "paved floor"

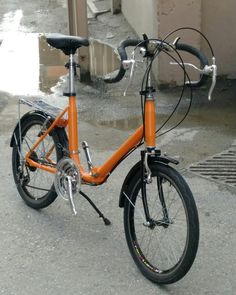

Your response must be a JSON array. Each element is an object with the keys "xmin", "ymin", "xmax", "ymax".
[{"xmin": 0, "ymin": 1, "xmax": 235, "ymax": 294}]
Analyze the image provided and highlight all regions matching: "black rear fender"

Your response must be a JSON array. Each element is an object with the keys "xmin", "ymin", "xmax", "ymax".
[{"xmin": 10, "ymin": 110, "xmax": 68, "ymax": 150}]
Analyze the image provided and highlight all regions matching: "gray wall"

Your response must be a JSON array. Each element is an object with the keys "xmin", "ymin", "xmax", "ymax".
[
  {"xmin": 122, "ymin": 0, "xmax": 158, "ymax": 38},
  {"xmin": 122, "ymin": 0, "xmax": 236, "ymax": 84}
]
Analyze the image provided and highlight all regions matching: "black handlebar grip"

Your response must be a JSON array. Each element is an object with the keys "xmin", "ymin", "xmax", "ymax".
[
  {"xmin": 175, "ymin": 43, "xmax": 209, "ymax": 87},
  {"xmin": 104, "ymin": 39, "xmax": 209, "ymax": 87},
  {"xmin": 104, "ymin": 39, "xmax": 141, "ymax": 83}
]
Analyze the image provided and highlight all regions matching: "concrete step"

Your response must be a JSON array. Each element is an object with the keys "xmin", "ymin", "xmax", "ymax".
[{"xmin": 87, "ymin": 0, "xmax": 110, "ymax": 17}]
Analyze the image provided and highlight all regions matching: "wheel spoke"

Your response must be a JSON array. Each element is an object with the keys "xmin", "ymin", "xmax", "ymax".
[
  {"xmin": 124, "ymin": 163, "xmax": 199, "ymax": 283},
  {"xmin": 12, "ymin": 116, "xmax": 61, "ymax": 205}
]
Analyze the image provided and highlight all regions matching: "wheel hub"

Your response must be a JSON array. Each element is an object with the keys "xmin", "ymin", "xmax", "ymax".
[{"xmin": 27, "ymin": 151, "xmax": 38, "ymax": 172}]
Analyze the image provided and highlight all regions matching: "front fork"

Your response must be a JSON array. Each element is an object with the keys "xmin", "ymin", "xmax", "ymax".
[
  {"xmin": 141, "ymin": 150, "xmax": 158, "ymax": 225},
  {"xmin": 142, "ymin": 90, "xmax": 170, "ymax": 226},
  {"xmin": 141, "ymin": 149, "xmax": 170, "ymax": 228}
]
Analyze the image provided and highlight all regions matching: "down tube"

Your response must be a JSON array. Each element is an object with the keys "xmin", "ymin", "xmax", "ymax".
[{"xmin": 95, "ymin": 125, "xmax": 143, "ymax": 178}]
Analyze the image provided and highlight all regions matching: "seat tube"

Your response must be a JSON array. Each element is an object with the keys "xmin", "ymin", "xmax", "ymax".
[
  {"xmin": 68, "ymin": 53, "xmax": 79, "ymax": 155},
  {"xmin": 68, "ymin": 96, "xmax": 79, "ymax": 154},
  {"xmin": 144, "ymin": 93, "xmax": 156, "ymax": 150}
]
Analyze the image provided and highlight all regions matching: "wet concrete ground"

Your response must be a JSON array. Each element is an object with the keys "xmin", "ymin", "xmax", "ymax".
[{"xmin": 0, "ymin": 1, "xmax": 236, "ymax": 295}]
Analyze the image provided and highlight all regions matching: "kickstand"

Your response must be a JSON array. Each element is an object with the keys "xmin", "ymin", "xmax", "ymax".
[{"xmin": 79, "ymin": 191, "xmax": 111, "ymax": 226}]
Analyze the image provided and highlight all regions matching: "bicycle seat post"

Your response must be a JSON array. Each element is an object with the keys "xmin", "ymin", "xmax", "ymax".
[
  {"xmin": 64, "ymin": 51, "xmax": 80, "ymax": 157},
  {"xmin": 68, "ymin": 52, "xmax": 76, "ymax": 96}
]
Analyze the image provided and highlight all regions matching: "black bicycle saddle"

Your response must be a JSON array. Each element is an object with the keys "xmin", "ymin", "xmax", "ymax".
[{"xmin": 46, "ymin": 33, "xmax": 89, "ymax": 55}]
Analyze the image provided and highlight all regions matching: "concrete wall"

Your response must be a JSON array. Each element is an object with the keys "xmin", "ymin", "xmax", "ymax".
[
  {"xmin": 201, "ymin": 0, "xmax": 236, "ymax": 79},
  {"xmin": 157, "ymin": 0, "xmax": 202, "ymax": 85},
  {"xmin": 122, "ymin": 0, "xmax": 236, "ymax": 83},
  {"xmin": 121, "ymin": 0, "xmax": 158, "ymax": 38}
]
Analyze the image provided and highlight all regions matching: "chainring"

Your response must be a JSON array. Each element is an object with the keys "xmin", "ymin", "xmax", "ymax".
[{"xmin": 54, "ymin": 158, "xmax": 81, "ymax": 201}]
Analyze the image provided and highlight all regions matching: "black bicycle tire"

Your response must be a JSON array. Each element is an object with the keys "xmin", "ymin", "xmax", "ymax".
[
  {"xmin": 12, "ymin": 114, "xmax": 64, "ymax": 209},
  {"xmin": 123, "ymin": 162, "xmax": 199, "ymax": 284}
]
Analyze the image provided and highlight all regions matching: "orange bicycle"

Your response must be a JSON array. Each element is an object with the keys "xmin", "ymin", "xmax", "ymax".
[{"xmin": 10, "ymin": 29, "xmax": 216, "ymax": 284}]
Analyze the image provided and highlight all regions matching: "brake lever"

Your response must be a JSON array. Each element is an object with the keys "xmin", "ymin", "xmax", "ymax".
[
  {"xmin": 122, "ymin": 58, "xmax": 135, "ymax": 96},
  {"xmin": 207, "ymin": 57, "xmax": 217, "ymax": 101},
  {"xmin": 170, "ymin": 56, "xmax": 217, "ymax": 100}
]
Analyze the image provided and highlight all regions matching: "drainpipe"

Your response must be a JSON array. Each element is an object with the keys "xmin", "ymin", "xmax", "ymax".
[{"xmin": 67, "ymin": 0, "xmax": 91, "ymax": 82}]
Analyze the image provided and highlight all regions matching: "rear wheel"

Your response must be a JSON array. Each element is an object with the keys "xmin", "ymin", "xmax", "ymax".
[
  {"xmin": 124, "ymin": 163, "xmax": 199, "ymax": 284},
  {"xmin": 12, "ymin": 114, "xmax": 64, "ymax": 209}
]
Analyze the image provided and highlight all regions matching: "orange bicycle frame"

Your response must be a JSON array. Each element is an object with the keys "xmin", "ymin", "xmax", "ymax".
[
  {"xmin": 25, "ymin": 47, "xmax": 157, "ymax": 185},
  {"xmin": 25, "ymin": 93, "xmax": 156, "ymax": 185}
]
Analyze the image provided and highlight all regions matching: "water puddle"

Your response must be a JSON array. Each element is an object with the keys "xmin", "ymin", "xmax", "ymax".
[
  {"xmin": 89, "ymin": 40, "xmax": 120, "ymax": 77},
  {"xmin": 0, "ymin": 33, "xmax": 40, "ymax": 95},
  {"xmin": 84, "ymin": 107, "xmax": 236, "ymax": 132},
  {"xmin": 0, "ymin": 33, "xmax": 119, "ymax": 96},
  {"xmin": 39, "ymin": 35, "xmax": 68, "ymax": 94},
  {"xmin": 0, "ymin": 9, "xmax": 23, "ymax": 32},
  {"xmin": 88, "ymin": 116, "xmax": 143, "ymax": 131},
  {"xmin": 85, "ymin": 112, "xmax": 192, "ymax": 131}
]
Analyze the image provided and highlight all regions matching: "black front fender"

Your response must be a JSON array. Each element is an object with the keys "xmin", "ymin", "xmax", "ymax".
[{"xmin": 119, "ymin": 155, "xmax": 178, "ymax": 208}]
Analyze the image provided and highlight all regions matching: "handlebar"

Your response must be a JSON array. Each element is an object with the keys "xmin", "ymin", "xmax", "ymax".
[
  {"xmin": 104, "ymin": 38, "xmax": 210, "ymax": 85},
  {"xmin": 170, "ymin": 43, "xmax": 217, "ymax": 100},
  {"xmin": 104, "ymin": 39, "xmax": 141, "ymax": 83},
  {"xmin": 104, "ymin": 37, "xmax": 216, "ymax": 100},
  {"xmin": 174, "ymin": 43, "xmax": 209, "ymax": 87}
]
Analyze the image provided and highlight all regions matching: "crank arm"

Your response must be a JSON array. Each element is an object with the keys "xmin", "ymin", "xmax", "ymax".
[{"xmin": 66, "ymin": 176, "xmax": 77, "ymax": 215}]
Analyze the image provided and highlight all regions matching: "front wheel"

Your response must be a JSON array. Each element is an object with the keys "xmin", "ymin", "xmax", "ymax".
[{"xmin": 123, "ymin": 163, "xmax": 199, "ymax": 284}]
